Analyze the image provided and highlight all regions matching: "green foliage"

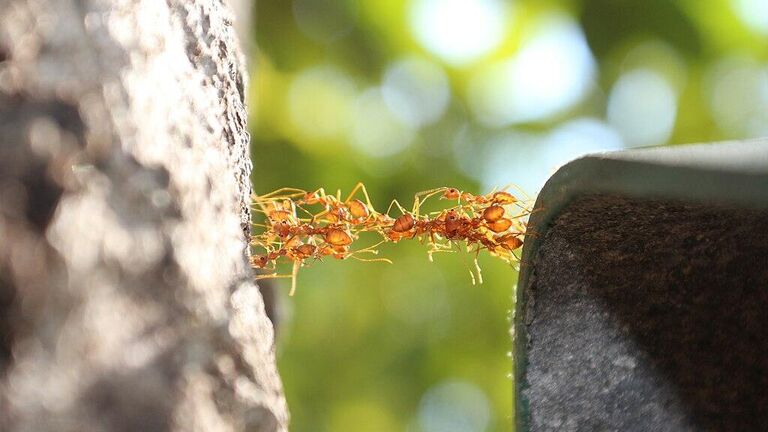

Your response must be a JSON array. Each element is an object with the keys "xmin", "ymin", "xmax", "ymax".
[{"xmin": 250, "ymin": 1, "xmax": 767, "ymax": 430}]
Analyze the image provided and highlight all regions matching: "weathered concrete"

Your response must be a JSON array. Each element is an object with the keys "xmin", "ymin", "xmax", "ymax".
[
  {"xmin": 522, "ymin": 195, "xmax": 768, "ymax": 431},
  {"xmin": 0, "ymin": 1, "xmax": 287, "ymax": 431},
  {"xmin": 515, "ymin": 141, "xmax": 768, "ymax": 431}
]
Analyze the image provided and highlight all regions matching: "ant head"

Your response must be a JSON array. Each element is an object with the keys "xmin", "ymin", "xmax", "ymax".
[
  {"xmin": 275, "ymin": 220, "xmax": 291, "ymax": 237},
  {"xmin": 296, "ymin": 244, "xmax": 316, "ymax": 257},
  {"xmin": 299, "ymin": 244, "xmax": 316, "ymax": 252},
  {"xmin": 492, "ymin": 191, "xmax": 517, "ymax": 204},
  {"xmin": 444, "ymin": 210, "xmax": 462, "ymax": 233},
  {"xmin": 304, "ymin": 191, "xmax": 320, "ymax": 204},
  {"xmin": 442, "ymin": 188, "xmax": 460, "ymax": 200}
]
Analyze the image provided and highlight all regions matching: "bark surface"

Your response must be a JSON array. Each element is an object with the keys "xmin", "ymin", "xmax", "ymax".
[{"xmin": 0, "ymin": 1, "xmax": 288, "ymax": 430}]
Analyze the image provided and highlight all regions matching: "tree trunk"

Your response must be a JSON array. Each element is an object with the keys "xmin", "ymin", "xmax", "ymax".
[{"xmin": 0, "ymin": 1, "xmax": 288, "ymax": 431}]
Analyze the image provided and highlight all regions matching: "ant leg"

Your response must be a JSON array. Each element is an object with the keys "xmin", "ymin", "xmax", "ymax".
[
  {"xmin": 345, "ymin": 240, "xmax": 384, "ymax": 258},
  {"xmin": 473, "ymin": 248, "xmax": 483, "ymax": 284},
  {"xmin": 344, "ymin": 182, "xmax": 362, "ymax": 201},
  {"xmin": 357, "ymin": 239, "xmax": 387, "ymax": 252},
  {"xmin": 343, "ymin": 240, "xmax": 394, "ymax": 263},
  {"xmin": 350, "ymin": 256, "xmax": 393, "ymax": 263},
  {"xmin": 427, "ymin": 233, "xmax": 436, "ymax": 261},
  {"xmin": 508, "ymin": 205, "xmax": 543, "ymax": 220},
  {"xmin": 520, "ymin": 230, "xmax": 538, "ymax": 239},
  {"xmin": 504, "ymin": 183, "xmax": 534, "ymax": 202},
  {"xmin": 426, "ymin": 245, "xmax": 456, "ymax": 262},
  {"xmin": 301, "ymin": 187, "xmax": 329, "ymax": 205},
  {"xmin": 412, "ymin": 196, "xmax": 422, "ymax": 218},
  {"xmin": 310, "ymin": 209, "xmax": 330, "ymax": 225},
  {"xmin": 347, "ymin": 245, "xmax": 393, "ymax": 263},
  {"xmin": 252, "ymin": 199, "xmax": 280, "ymax": 221},
  {"xmin": 305, "ymin": 188, "xmax": 333, "ymax": 223},
  {"xmin": 255, "ymin": 273, "xmax": 292, "ymax": 280},
  {"xmin": 453, "ymin": 201, "xmax": 479, "ymax": 218},
  {"xmin": 456, "ymin": 244, "xmax": 482, "ymax": 285},
  {"xmin": 413, "ymin": 189, "xmax": 448, "ymax": 217},
  {"xmin": 294, "ymin": 202, "xmax": 315, "ymax": 219},
  {"xmin": 385, "ymin": 198, "xmax": 409, "ymax": 216},
  {"xmin": 414, "ymin": 187, "xmax": 448, "ymax": 200},
  {"xmin": 345, "ymin": 182, "xmax": 377, "ymax": 213},
  {"xmin": 314, "ymin": 187, "xmax": 328, "ymax": 199},
  {"xmin": 508, "ymin": 209, "xmax": 532, "ymax": 219},
  {"xmin": 412, "ymin": 188, "xmax": 448, "ymax": 216},
  {"xmin": 289, "ymin": 260, "xmax": 301, "ymax": 296},
  {"xmin": 256, "ymin": 188, "xmax": 307, "ymax": 200},
  {"xmin": 252, "ymin": 195, "xmax": 285, "ymax": 206}
]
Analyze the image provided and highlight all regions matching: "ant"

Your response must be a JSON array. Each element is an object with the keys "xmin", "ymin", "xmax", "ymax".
[{"xmin": 250, "ymin": 183, "xmax": 531, "ymax": 295}]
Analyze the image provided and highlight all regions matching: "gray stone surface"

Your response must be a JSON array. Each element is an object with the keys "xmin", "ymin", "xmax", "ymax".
[
  {"xmin": 521, "ymin": 195, "xmax": 768, "ymax": 431},
  {"xmin": 0, "ymin": 1, "xmax": 287, "ymax": 431}
]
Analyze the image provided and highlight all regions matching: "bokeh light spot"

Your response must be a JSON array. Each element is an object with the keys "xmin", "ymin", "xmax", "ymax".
[
  {"xmin": 621, "ymin": 40, "xmax": 687, "ymax": 90},
  {"xmin": 468, "ymin": 15, "xmax": 596, "ymax": 126},
  {"xmin": 288, "ymin": 65, "xmax": 356, "ymax": 143},
  {"xmin": 705, "ymin": 56, "xmax": 768, "ymax": 138},
  {"xmin": 731, "ymin": 0, "xmax": 768, "ymax": 35},
  {"xmin": 382, "ymin": 56, "xmax": 451, "ymax": 127},
  {"xmin": 478, "ymin": 118, "xmax": 624, "ymax": 194},
  {"xmin": 607, "ymin": 69, "xmax": 678, "ymax": 146},
  {"xmin": 409, "ymin": 0, "xmax": 508, "ymax": 65},
  {"xmin": 349, "ymin": 87, "xmax": 415, "ymax": 157},
  {"xmin": 418, "ymin": 380, "xmax": 491, "ymax": 432}
]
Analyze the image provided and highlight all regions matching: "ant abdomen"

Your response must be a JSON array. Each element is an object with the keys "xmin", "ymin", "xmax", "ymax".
[{"xmin": 393, "ymin": 214, "xmax": 415, "ymax": 232}]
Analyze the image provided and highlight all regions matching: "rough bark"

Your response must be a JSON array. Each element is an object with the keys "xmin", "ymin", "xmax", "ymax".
[{"xmin": 0, "ymin": 1, "xmax": 288, "ymax": 431}]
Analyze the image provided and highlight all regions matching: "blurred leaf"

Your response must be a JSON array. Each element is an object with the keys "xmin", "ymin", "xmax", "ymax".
[{"xmin": 579, "ymin": 0, "xmax": 703, "ymax": 59}]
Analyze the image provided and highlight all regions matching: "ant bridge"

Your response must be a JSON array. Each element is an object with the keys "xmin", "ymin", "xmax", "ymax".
[{"xmin": 515, "ymin": 139, "xmax": 768, "ymax": 431}]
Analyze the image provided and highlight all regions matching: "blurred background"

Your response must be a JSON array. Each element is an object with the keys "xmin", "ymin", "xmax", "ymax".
[{"xmin": 248, "ymin": 0, "xmax": 768, "ymax": 430}]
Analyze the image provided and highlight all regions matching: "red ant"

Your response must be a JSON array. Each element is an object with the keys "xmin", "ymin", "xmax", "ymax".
[{"xmin": 250, "ymin": 183, "xmax": 531, "ymax": 294}]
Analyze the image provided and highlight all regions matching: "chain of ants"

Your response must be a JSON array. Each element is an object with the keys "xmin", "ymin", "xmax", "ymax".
[{"xmin": 250, "ymin": 183, "xmax": 531, "ymax": 295}]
